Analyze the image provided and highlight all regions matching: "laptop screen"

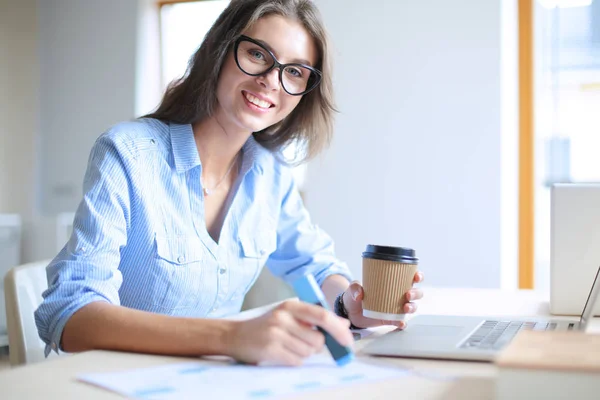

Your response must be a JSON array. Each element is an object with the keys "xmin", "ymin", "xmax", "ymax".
[{"xmin": 580, "ymin": 266, "xmax": 600, "ymax": 329}]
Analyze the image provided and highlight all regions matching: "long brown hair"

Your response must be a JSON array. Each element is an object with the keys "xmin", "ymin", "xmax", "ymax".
[{"xmin": 145, "ymin": 0, "xmax": 335, "ymax": 164}]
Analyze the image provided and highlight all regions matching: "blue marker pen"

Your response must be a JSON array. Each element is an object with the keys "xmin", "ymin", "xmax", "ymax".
[{"xmin": 292, "ymin": 274, "xmax": 355, "ymax": 366}]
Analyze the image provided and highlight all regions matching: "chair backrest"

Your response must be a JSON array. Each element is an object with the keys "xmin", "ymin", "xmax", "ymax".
[
  {"xmin": 0, "ymin": 214, "xmax": 22, "ymax": 336},
  {"xmin": 4, "ymin": 260, "xmax": 56, "ymax": 366}
]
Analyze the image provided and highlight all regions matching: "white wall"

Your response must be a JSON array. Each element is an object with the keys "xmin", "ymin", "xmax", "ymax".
[
  {"xmin": 308, "ymin": 0, "xmax": 514, "ymax": 288},
  {"xmin": 1, "ymin": 0, "xmax": 518, "ymax": 288},
  {"xmin": 0, "ymin": 0, "xmax": 38, "ymax": 217},
  {"xmin": 1, "ymin": 0, "xmax": 143, "ymax": 263},
  {"xmin": 0, "ymin": 0, "xmax": 40, "ymax": 263},
  {"xmin": 38, "ymin": 0, "xmax": 139, "ymax": 214}
]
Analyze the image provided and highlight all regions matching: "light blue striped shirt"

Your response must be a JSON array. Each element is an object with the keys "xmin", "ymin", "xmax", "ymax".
[{"xmin": 34, "ymin": 118, "xmax": 352, "ymax": 355}]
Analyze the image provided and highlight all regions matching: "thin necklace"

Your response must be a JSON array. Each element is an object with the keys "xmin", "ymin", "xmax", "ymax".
[{"xmin": 201, "ymin": 152, "xmax": 240, "ymax": 196}]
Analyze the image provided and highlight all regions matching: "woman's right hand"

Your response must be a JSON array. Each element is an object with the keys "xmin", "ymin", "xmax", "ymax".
[{"xmin": 225, "ymin": 300, "xmax": 354, "ymax": 366}]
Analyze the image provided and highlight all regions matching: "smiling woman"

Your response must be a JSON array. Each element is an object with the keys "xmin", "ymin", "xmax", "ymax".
[
  {"xmin": 160, "ymin": 0, "xmax": 311, "ymax": 178},
  {"xmin": 152, "ymin": 1, "xmax": 336, "ymax": 163},
  {"xmin": 33, "ymin": 0, "xmax": 424, "ymax": 367}
]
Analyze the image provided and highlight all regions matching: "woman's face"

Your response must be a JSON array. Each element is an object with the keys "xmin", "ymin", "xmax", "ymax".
[{"xmin": 215, "ymin": 15, "xmax": 318, "ymax": 134}]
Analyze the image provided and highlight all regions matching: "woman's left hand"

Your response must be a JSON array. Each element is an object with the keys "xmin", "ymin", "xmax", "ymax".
[{"xmin": 342, "ymin": 271, "xmax": 424, "ymax": 330}]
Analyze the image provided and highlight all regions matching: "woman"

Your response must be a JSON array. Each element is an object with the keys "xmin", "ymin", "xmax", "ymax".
[{"xmin": 35, "ymin": 0, "xmax": 424, "ymax": 366}]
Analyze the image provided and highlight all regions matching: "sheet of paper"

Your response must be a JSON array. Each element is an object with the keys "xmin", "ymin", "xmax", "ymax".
[
  {"xmin": 78, "ymin": 354, "xmax": 410, "ymax": 399},
  {"xmin": 351, "ymin": 327, "xmax": 377, "ymax": 340}
]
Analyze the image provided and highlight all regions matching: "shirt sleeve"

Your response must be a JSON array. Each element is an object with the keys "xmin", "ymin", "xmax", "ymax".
[
  {"xmin": 34, "ymin": 134, "xmax": 135, "ymax": 356},
  {"xmin": 266, "ymin": 166, "xmax": 353, "ymax": 288}
]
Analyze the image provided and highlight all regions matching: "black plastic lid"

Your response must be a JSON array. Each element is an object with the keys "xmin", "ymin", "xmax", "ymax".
[{"xmin": 362, "ymin": 244, "xmax": 418, "ymax": 264}]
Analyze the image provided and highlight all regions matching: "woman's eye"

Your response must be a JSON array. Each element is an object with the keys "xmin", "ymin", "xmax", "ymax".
[
  {"xmin": 285, "ymin": 67, "xmax": 302, "ymax": 78},
  {"xmin": 249, "ymin": 50, "xmax": 265, "ymax": 61}
]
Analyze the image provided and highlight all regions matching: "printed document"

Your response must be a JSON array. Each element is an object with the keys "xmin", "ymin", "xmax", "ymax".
[{"xmin": 79, "ymin": 354, "xmax": 410, "ymax": 399}]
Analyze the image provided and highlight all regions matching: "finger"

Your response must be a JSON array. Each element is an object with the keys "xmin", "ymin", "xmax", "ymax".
[
  {"xmin": 403, "ymin": 302, "xmax": 418, "ymax": 313},
  {"xmin": 378, "ymin": 319, "xmax": 407, "ymax": 329},
  {"xmin": 413, "ymin": 271, "xmax": 424, "ymax": 283},
  {"xmin": 282, "ymin": 333, "xmax": 320, "ymax": 360},
  {"xmin": 406, "ymin": 288, "xmax": 423, "ymax": 301},
  {"xmin": 289, "ymin": 320, "xmax": 326, "ymax": 351},
  {"xmin": 282, "ymin": 302, "xmax": 354, "ymax": 347},
  {"xmin": 266, "ymin": 311, "xmax": 321, "ymax": 365},
  {"xmin": 395, "ymin": 320, "xmax": 407, "ymax": 330},
  {"xmin": 341, "ymin": 314, "xmax": 382, "ymax": 329},
  {"xmin": 273, "ymin": 306, "xmax": 326, "ymax": 352},
  {"xmin": 261, "ymin": 344, "xmax": 304, "ymax": 367},
  {"xmin": 347, "ymin": 281, "xmax": 364, "ymax": 302},
  {"xmin": 279, "ymin": 301, "xmax": 333, "ymax": 326}
]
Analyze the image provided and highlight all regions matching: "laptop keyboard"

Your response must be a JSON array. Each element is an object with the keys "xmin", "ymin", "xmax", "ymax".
[{"xmin": 460, "ymin": 320, "xmax": 557, "ymax": 350}]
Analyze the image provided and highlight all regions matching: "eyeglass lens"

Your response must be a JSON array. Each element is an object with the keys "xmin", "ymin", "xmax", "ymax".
[{"xmin": 236, "ymin": 39, "xmax": 317, "ymax": 95}]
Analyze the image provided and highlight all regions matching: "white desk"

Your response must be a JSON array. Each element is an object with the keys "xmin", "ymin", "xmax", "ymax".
[{"xmin": 1, "ymin": 288, "xmax": 598, "ymax": 399}]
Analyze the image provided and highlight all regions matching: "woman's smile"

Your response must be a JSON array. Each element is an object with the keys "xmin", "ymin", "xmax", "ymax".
[{"xmin": 242, "ymin": 90, "xmax": 275, "ymax": 114}]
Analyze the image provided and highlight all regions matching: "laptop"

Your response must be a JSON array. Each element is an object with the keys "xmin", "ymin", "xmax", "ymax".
[
  {"xmin": 361, "ymin": 266, "xmax": 600, "ymax": 362},
  {"xmin": 551, "ymin": 183, "xmax": 600, "ymax": 316}
]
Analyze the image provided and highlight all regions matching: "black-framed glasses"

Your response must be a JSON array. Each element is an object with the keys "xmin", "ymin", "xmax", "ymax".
[{"xmin": 234, "ymin": 35, "xmax": 322, "ymax": 96}]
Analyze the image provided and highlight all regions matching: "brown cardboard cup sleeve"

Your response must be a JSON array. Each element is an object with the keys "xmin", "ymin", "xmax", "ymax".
[{"xmin": 361, "ymin": 245, "xmax": 419, "ymax": 321}]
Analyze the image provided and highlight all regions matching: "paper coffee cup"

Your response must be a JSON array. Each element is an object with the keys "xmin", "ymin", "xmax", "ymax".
[{"xmin": 362, "ymin": 245, "xmax": 419, "ymax": 321}]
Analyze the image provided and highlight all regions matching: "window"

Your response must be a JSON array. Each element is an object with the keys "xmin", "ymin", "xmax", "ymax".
[
  {"xmin": 534, "ymin": 0, "xmax": 600, "ymax": 291},
  {"xmin": 160, "ymin": 1, "xmax": 230, "ymax": 90}
]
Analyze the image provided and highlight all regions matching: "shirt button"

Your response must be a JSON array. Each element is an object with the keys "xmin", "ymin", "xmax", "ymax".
[
  {"xmin": 177, "ymin": 256, "xmax": 185, "ymax": 263},
  {"xmin": 219, "ymin": 268, "xmax": 227, "ymax": 274},
  {"xmin": 51, "ymin": 342, "xmax": 57, "ymax": 350},
  {"xmin": 260, "ymin": 249, "xmax": 266, "ymax": 255}
]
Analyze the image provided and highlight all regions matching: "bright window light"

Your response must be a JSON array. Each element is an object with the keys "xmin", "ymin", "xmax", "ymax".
[
  {"xmin": 537, "ymin": 0, "xmax": 593, "ymax": 8},
  {"xmin": 160, "ymin": 1, "xmax": 230, "ymax": 90}
]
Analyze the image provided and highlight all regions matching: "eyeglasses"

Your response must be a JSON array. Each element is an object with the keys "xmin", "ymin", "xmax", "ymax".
[{"xmin": 234, "ymin": 35, "xmax": 322, "ymax": 96}]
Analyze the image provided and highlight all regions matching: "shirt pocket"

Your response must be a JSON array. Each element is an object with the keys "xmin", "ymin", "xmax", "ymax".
[
  {"xmin": 238, "ymin": 231, "xmax": 278, "ymax": 296},
  {"xmin": 150, "ymin": 234, "xmax": 207, "ymax": 311}
]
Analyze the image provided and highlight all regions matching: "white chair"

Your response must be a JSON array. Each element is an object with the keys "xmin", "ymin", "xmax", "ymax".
[
  {"xmin": 0, "ymin": 214, "xmax": 22, "ymax": 346},
  {"xmin": 3, "ymin": 260, "xmax": 56, "ymax": 366}
]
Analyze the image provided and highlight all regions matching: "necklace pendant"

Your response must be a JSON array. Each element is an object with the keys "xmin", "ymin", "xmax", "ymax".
[{"xmin": 201, "ymin": 151, "xmax": 240, "ymax": 198}]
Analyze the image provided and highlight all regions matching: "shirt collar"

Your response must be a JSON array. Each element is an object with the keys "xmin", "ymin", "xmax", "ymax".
[
  {"xmin": 241, "ymin": 134, "xmax": 267, "ymax": 176},
  {"xmin": 169, "ymin": 122, "xmax": 200, "ymax": 173},
  {"xmin": 169, "ymin": 122, "xmax": 268, "ymax": 175}
]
